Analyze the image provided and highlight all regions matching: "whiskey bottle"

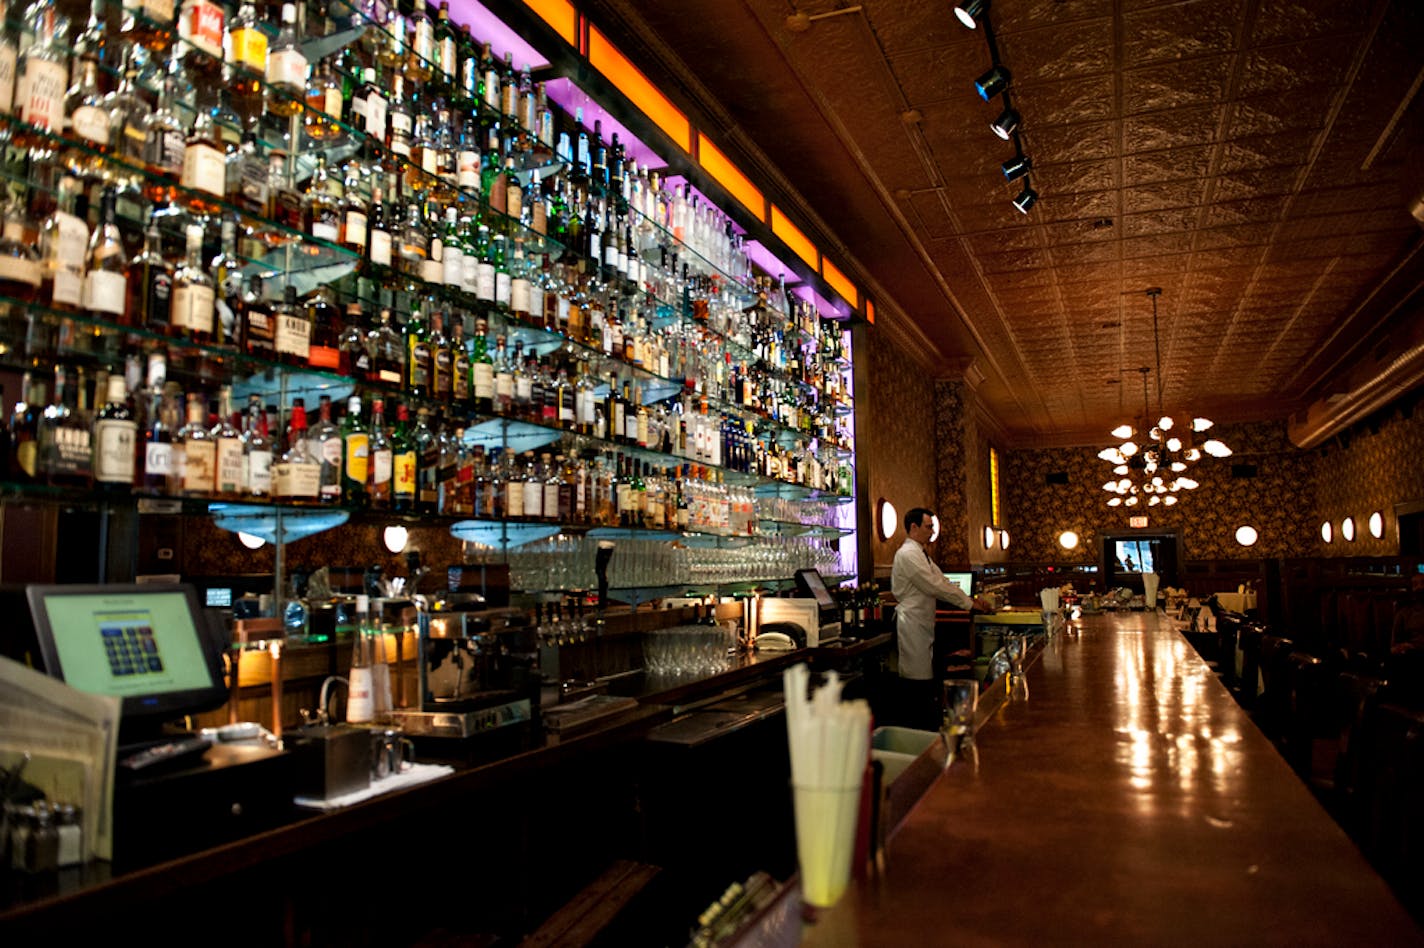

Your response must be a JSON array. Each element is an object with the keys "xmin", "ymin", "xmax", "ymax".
[
  {"xmin": 368, "ymin": 398, "xmax": 392, "ymax": 508},
  {"xmin": 265, "ymin": 3, "xmax": 307, "ymax": 118},
  {"xmin": 371, "ymin": 307, "xmax": 405, "ymax": 386},
  {"xmin": 39, "ymin": 175, "xmax": 87, "ymax": 312},
  {"xmin": 225, "ymin": 0, "xmax": 267, "ymax": 123},
  {"xmin": 391, "ymin": 401, "xmax": 415, "ymax": 512},
  {"xmin": 242, "ymin": 393, "xmax": 272, "ymax": 498},
  {"xmin": 171, "ymin": 224, "xmax": 216, "ymax": 343},
  {"xmin": 310, "ymin": 394, "xmax": 342, "ymax": 503},
  {"xmin": 212, "ymin": 385, "xmax": 244, "ymax": 498},
  {"xmin": 175, "ymin": 392, "xmax": 215, "ymax": 496},
  {"xmin": 413, "ymin": 406, "xmax": 438, "ymax": 515},
  {"xmin": 272, "ymin": 399, "xmax": 319, "ymax": 500},
  {"xmin": 241, "ymin": 275, "xmax": 275, "ymax": 360},
  {"xmin": 273, "ymin": 285, "xmax": 312, "ymax": 366},
  {"xmin": 92, "ymin": 373, "xmax": 136, "ymax": 488},
  {"xmin": 404, "ymin": 301, "xmax": 430, "ymax": 397},
  {"xmin": 82, "ymin": 186, "xmax": 128, "ymax": 322},
  {"xmin": 339, "ymin": 303, "xmax": 373, "ymax": 379},
  {"xmin": 429, "ymin": 311, "xmax": 452, "ymax": 403},
  {"xmin": 340, "ymin": 395, "xmax": 369, "ymax": 507}
]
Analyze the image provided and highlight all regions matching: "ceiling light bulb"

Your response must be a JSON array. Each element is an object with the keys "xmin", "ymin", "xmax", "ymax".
[
  {"xmin": 1107, "ymin": 498, "xmax": 1122, "ymax": 507},
  {"xmin": 1192, "ymin": 417, "xmax": 1214, "ymax": 432},
  {"xmin": 1176, "ymin": 477, "xmax": 1198, "ymax": 489},
  {"xmin": 975, "ymin": 65, "xmax": 1011, "ymax": 100},
  {"xmin": 1170, "ymin": 461, "xmax": 1186, "ymax": 472},
  {"xmin": 991, "ymin": 107, "xmax": 1020, "ymax": 140},
  {"xmin": 1183, "ymin": 448, "xmax": 1202, "ymax": 462},
  {"xmin": 954, "ymin": 0, "xmax": 987, "ymax": 29},
  {"xmin": 1111, "ymin": 424, "xmax": 1134, "ymax": 439},
  {"xmin": 1098, "ymin": 446, "xmax": 1123, "ymax": 462},
  {"xmin": 1012, "ymin": 184, "xmax": 1038, "ymax": 213},
  {"xmin": 1001, "ymin": 154, "xmax": 1031, "ymax": 180},
  {"xmin": 1202, "ymin": 439, "xmax": 1232, "ymax": 457},
  {"xmin": 1113, "ymin": 465, "xmax": 1129, "ymax": 475},
  {"xmin": 1166, "ymin": 437, "xmax": 1182, "ymax": 452},
  {"xmin": 1120, "ymin": 440, "xmax": 1138, "ymax": 457},
  {"xmin": 1125, "ymin": 496, "xmax": 1138, "ymax": 507},
  {"xmin": 1158, "ymin": 416, "xmax": 1174, "ymax": 431},
  {"xmin": 1163, "ymin": 495, "xmax": 1178, "ymax": 506},
  {"xmin": 1148, "ymin": 496, "xmax": 1160, "ymax": 506},
  {"xmin": 1149, "ymin": 426, "xmax": 1163, "ymax": 440}
]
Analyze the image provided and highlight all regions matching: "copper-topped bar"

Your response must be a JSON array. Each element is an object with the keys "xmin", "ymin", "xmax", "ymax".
[{"xmin": 802, "ymin": 613, "xmax": 1423, "ymax": 945}]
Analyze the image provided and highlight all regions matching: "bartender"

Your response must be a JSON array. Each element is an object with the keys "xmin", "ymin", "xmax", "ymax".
[{"xmin": 890, "ymin": 507, "xmax": 995, "ymax": 730}]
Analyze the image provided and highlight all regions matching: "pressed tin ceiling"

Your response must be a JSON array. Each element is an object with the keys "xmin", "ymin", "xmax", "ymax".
[{"xmin": 581, "ymin": 0, "xmax": 1424, "ymax": 448}]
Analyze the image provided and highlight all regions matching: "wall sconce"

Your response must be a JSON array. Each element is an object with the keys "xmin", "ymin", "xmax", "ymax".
[
  {"xmin": 1369, "ymin": 511, "xmax": 1384, "ymax": 539},
  {"xmin": 1321, "ymin": 521, "xmax": 1333, "ymax": 543},
  {"xmin": 1341, "ymin": 516, "xmax": 1355, "ymax": 542},
  {"xmin": 1058, "ymin": 530, "xmax": 1079, "ymax": 550},
  {"xmin": 982, "ymin": 525, "xmax": 996, "ymax": 549},
  {"xmin": 930, "ymin": 513, "xmax": 941, "ymax": 543},
  {"xmin": 237, "ymin": 532, "xmax": 266, "ymax": 550},
  {"xmin": 877, "ymin": 498, "xmax": 898, "ymax": 541},
  {"xmin": 1235, "ymin": 525, "xmax": 1259, "ymax": 547},
  {"xmin": 998, "ymin": 529, "xmax": 1010, "ymax": 550},
  {"xmin": 383, "ymin": 525, "xmax": 409, "ymax": 553}
]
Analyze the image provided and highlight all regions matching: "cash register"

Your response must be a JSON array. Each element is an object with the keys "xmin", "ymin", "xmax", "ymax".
[
  {"xmin": 23, "ymin": 582, "xmax": 294, "ymax": 867},
  {"xmin": 756, "ymin": 569, "xmax": 844, "ymax": 648}
]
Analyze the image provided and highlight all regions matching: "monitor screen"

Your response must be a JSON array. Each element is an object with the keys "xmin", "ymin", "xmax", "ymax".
[
  {"xmin": 28, "ymin": 584, "xmax": 228, "ymax": 730},
  {"xmin": 794, "ymin": 569, "xmax": 837, "ymax": 610},
  {"xmin": 943, "ymin": 571, "xmax": 974, "ymax": 596}
]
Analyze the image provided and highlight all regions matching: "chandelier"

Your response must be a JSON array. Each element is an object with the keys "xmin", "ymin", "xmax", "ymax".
[{"xmin": 1099, "ymin": 289, "xmax": 1231, "ymax": 508}]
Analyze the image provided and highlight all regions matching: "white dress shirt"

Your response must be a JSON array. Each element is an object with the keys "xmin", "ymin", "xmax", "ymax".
[{"xmin": 891, "ymin": 537, "xmax": 974, "ymax": 680}]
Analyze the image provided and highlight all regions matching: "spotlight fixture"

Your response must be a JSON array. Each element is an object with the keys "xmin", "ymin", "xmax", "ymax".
[
  {"xmin": 975, "ymin": 65, "xmax": 1011, "ymax": 100},
  {"xmin": 1001, "ymin": 154, "xmax": 1031, "ymax": 180},
  {"xmin": 1013, "ymin": 184, "xmax": 1038, "ymax": 213},
  {"xmin": 990, "ymin": 107, "xmax": 1019, "ymax": 140},
  {"xmin": 954, "ymin": 0, "xmax": 987, "ymax": 29}
]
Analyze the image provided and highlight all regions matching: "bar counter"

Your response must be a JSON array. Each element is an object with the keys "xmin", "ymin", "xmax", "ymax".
[
  {"xmin": 800, "ymin": 613, "xmax": 1423, "ymax": 946},
  {"xmin": 1, "ymin": 634, "xmax": 890, "ymax": 941}
]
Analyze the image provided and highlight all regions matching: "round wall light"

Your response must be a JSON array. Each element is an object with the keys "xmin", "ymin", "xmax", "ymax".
[
  {"xmin": 982, "ymin": 525, "xmax": 996, "ymax": 549},
  {"xmin": 237, "ymin": 532, "xmax": 266, "ymax": 550},
  {"xmin": 930, "ymin": 514, "xmax": 941, "ymax": 543},
  {"xmin": 998, "ymin": 529, "xmax": 1011, "ymax": 550},
  {"xmin": 877, "ymin": 499, "xmax": 898, "ymax": 541},
  {"xmin": 1369, "ymin": 511, "xmax": 1385, "ymax": 539},
  {"xmin": 1059, "ymin": 530, "xmax": 1079, "ymax": 550},
  {"xmin": 1341, "ymin": 516, "xmax": 1356, "ymax": 542},
  {"xmin": 383, "ymin": 525, "xmax": 410, "ymax": 554},
  {"xmin": 1321, "ymin": 521, "xmax": 1333, "ymax": 543},
  {"xmin": 1235, "ymin": 525, "xmax": 1259, "ymax": 547}
]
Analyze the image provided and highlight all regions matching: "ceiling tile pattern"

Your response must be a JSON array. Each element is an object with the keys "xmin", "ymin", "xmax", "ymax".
[{"xmin": 594, "ymin": 0, "xmax": 1424, "ymax": 445}]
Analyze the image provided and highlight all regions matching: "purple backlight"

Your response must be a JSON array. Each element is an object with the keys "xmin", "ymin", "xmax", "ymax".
[
  {"xmin": 743, "ymin": 239, "xmax": 795, "ymax": 285},
  {"xmin": 543, "ymin": 78, "xmax": 669, "ymax": 170},
  {"xmin": 449, "ymin": 0, "xmax": 549, "ymax": 71},
  {"xmin": 743, "ymin": 241, "xmax": 850, "ymax": 318}
]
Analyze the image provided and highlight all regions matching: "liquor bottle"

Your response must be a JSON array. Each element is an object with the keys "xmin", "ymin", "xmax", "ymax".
[
  {"xmin": 434, "ymin": 1, "xmax": 457, "ymax": 92},
  {"xmin": 306, "ymin": 285, "xmax": 343, "ymax": 372},
  {"xmin": 450, "ymin": 318, "xmax": 471, "ymax": 406},
  {"xmin": 171, "ymin": 224, "xmax": 215, "ymax": 343},
  {"xmin": 470, "ymin": 318, "xmax": 494, "ymax": 414},
  {"xmin": 492, "ymin": 334, "xmax": 513, "ymax": 416},
  {"xmin": 404, "ymin": 302, "xmax": 430, "ymax": 397},
  {"xmin": 228, "ymin": 132, "xmax": 270, "ymax": 218},
  {"xmin": 341, "ymin": 160, "xmax": 369, "ymax": 255},
  {"xmin": 242, "ymin": 394, "xmax": 272, "ymax": 498},
  {"xmin": 175, "ymin": 392, "xmax": 215, "ymax": 496},
  {"xmin": 180, "ymin": 105, "xmax": 227, "ymax": 208},
  {"xmin": 272, "ymin": 399, "xmax": 319, "ymax": 500},
  {"xmin": 304, "ymin": 57, "xmax": 343, "ymax": 140},
  {"xmin": 39, "ymin": 175, "xmax": 87, "ymax": 312},
  {"xmin": 265, "ymin": 3, "xmax": 307, "ymax": 117},
  {"xmin": 521, "ymin": 451, "xmax": 542, "ymax": 520},
  {"xmin": 391, "ymin": 402, "xmax": 416, "ymax": 512},
  {"xmin": 139, "ymin": 388, "xmax": 173, "ymax": 493},
  {"xmin": 339, "ymin": 303, "xmax": 373, "ymax": 379},
  {"xmin": 341, "ymin": 395, "xmax": 369, "ymax": 507},
  {"xmin": 0, "ymin": 196, "xmax": 41, "ymax": 303},
  {"xmin": 371, "ymin": 308, "xmax": 405, "ymax": 386},
  {"xmin": 241, "ymin": 275, "xmax": 275, "ymax": 360},
  {"xmin": 367, "ymin": 183, "xmax": 392, "ymax": 273},
  {"xmin": 63, "ymin": 55, "xmax": 110, "ymax": 158},
  {"xmin": 16, "ymin": 8, "xmax": 69, "ymax": 136},
  {"xmin": 412, "ymin": 407, "xmax": 438, "ymax": 515},
  {"xmin": 273, "ymin": 285, "xmax": 312, "ymax": 366},
  {"xmin": 304, "ymin": 156, "xmax": 343, "ymax": 245},
  {"xmin": 225, "ymin": 0, "xmax": 267, "ymax": 122},
  {"xmin": 354, "ymin": 66, "xmax": 387, "ymax": 143},
  {"xmin": 503, "ymin": 447, "xmax": 523, "ymax": 518},
  {"xmin": 435, "ymin": 421, "xmax": 458, "ymax": 514},
  {"xmin": 211, "ymin": 217, "xmax": 243, "ymax": 349},
  {"xmin": 83, "ymin": 187, "xmax": 128, "ymax": 322},
  {"xmin": 429, "ymin": 311, "xmax": 452, "ymax": 403},
  {"xmin": 93, "ymin": 373, "xmax": 136, "ymax": 488},
  {"xmin": 212, "ymin": 386, "xmax": 244, "ymax": 498},
  {"xmin": 310, "ymin": 394, "xmax": 342, "ymax": 503},
  {"xmin": 368, "ymin": 398, "xmax": 393, "ymax": 509},
  {"xmin": 406, "ymin": 0, "xmax": 434, "ymax": 83},
  {"xmin": 9, "ymin": 374, "xmax": 43, "ymax": 482},
  {"xmin": 178, "ymin": 0, "xmax": 225, "ymax": 68}
]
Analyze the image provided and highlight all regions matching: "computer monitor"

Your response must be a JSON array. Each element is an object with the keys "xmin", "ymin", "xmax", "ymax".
[
  {"xmin": 793, "ymin": 569, "xmax": 837, "ymax": 611},
  {"xmin": 943, "ymin": 571, "xmax": 974, "ymax": 596},
  {"xmin": 27, "ymin": 583, "xmax": 228, "ymax": 739}
]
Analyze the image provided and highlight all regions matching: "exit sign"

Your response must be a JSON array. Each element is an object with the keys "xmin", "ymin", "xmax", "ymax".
[{"xmin": 1129, "ymin": 516, "xmax": 1149, "ymax": 528}]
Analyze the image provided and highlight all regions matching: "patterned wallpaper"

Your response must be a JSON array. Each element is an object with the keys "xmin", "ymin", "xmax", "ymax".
[
  {"xmin": 932, "ymin": 380, "xmax": 969, "ymax": 567},
  {"xmin": 862, "ymin": 326, "xmax": 940, "ymax": 575},
  {"xmin": 1312, "ymin": 405, "xmax": 1424, "ymax": 556}
]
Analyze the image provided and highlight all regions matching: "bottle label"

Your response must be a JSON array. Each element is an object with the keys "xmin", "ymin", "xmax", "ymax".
[
  {"xmin": 183, "ymin": 440, "xmax": 216, "ymax": 493},
  {"xmin": 369, "ymin": 229, "xmax": 392, "ymax": 266},
  {"xmin": 420, "ymin": 257, "xmax": 441, "ymax": 285},
  {"xmin": 507, "ymin": 188, "xmax": 522, "ymax": 223},
  {"xmin": 344, "ymin": 210, "xmax": 367, "ymax": 247},
  {"xmin": 311, "ymin": 218, "xmax": 340, "ymax": 243},
  {"xmin": 69, "ymin": 105, "xmax": 110, "ymax": 146},
  {"xmin": 19, "ymin": 59, "xmax": 66, "ymax": 131},
  {"xmin": 408, "ymin": 342, "xmax": 430, "ymax": 387},
  {"xmin": 273, "ymin": 460, "xmax": 319, "ymax": 498},
  {"xmin": 413, "ymin": 21, "xmax": 435, "ymax": 63},
  {"xmin": 391, "ymin": 110, "xmax": 413, "ymax": 139},
  {"xmin": 141, "ymin": 0, "xmax": 176, "ymax": 22},
  {"xmin": 247, "ymin": 447, "xmax": 272, "ymax": 494},
  {"xmin": 372, "ymin": 448, "xmax": 392, "ymax": 487},
  {"xmin": 0, "ymin": 42, "xmax": 14, "ymax": 115},
  {"xmin": 344, "ymin": 433, "xmax": 370, "ymax": 484},
  {"xmin": 457, "ymin": 151, "xmax": 478, "ymax": 188},
  {"xmin": 473, "ymin": 363, "xmax": 494, "ymax": 400},
  {"xmin": 510, "ymin": 277, "xmax": 530, "ymax": 315},
  {"xmin": 442, "ymin": 246, "xmax": 463, "ymax": 286},
  {"xmin": 216, "ymin": 437, "xmax": 244, "ymax": 493},
  {"xmin": 172, "ymin": 283, "xmax": 215, "ymax": 333},
  {"xmin": 453, "ymin": 362, "xmax": 470, "ymax": 402},
  {"xmin": 83, "ymin": 269, "xmax": 127, "ymax": 316},
  {"xmin": 49, "ymin": 210, "xmax": 87, "ymax": 306},
  {"xmin": 363, "ymin": 94, "xmax": 387, "ymax": 140},
  {"xmin": 94, "ymin": 420, "xmax": 137, "ymax": 483},
  {"xmin": 420, "ymin": 147, "xmax": 439, "ymax": 175},
  {"xmin": 181, "ymin": 142, "xmax": 226, "ymax": 196},
  {"xmin": 393, "ymin": 450, "xmax": 415, "ymax": 497},
  {"xmin": 476, "ymin": 262, "xmax": 495, "ymax": 301},
  {"xmin": 229, "ymin": 27, "xmax": 268, "ymax": 71},
  {"xmin": 522, "ymin": 479, "xmax": 541, "ymax": 518},
  {"xmin": 144, "ymin": 440, "xmax": 173, "ymax": 478},
  {"xmin": 181, "ymin": 0, "xmax": 225, "ymax": 58},
  {"xmin": 266, "ymin": 49, "xmax": 307, "ymax": 90},
  {"xmin": 308, "ymin": 344, "xmax": 340, "ymax": 370},
  {"xmin": 543, "ymin": 482, "xmax": 559, "ymax": 516},
  {"xmin": 276, "ymin": 314, "xmax": 311, "ymax": 358},
  {"xmin": 322, "ymin": 86, "xmax": 342, "ymax": 119}
]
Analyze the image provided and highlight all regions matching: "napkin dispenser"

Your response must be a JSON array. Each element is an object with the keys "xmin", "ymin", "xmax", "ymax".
[{"xmin": 288, "ymin": 724, "xmax": 371, "ymax": 801}]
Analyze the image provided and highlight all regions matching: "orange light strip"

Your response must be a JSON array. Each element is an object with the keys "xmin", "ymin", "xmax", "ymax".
[
  {"xmin": 521, "ymin": 0, "xmax": 576, "ymax": 45},
  {"xmin": 770, "ymin": 205, "xmax": 818, "ymax": 269},
  {"xmin": 821, "ymin": 257, "xmax": 857, "ymax": 309},
  {"xmin": 696, "ymin": 133, "xmax": 764, "ymax": 219},
  {"xmin": 865, "ymin": 299, "xmax": 876, "ymax": 324},
  {"xmin": 587, "ymin": 26, "xmax": 691, "ymax": 153}
]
